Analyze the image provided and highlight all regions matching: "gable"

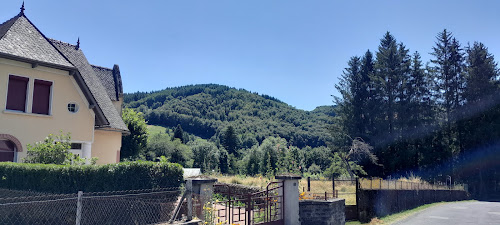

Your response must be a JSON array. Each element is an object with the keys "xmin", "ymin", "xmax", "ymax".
[
  {"xmin": 0, "ymin": 16, "xmax": 73, "ymax": 68},
  {"xmin": 50, "ymin": 39, "xmax": 128, "ymax": 132}
]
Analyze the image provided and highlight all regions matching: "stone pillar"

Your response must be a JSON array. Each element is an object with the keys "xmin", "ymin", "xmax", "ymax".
[
  {"xmin": 185, "ymin": 177, "xmax": 217, "ymax": 221},
  {"xmin": 276, "ymin": 174, "xmax": 301, "ymax": 225}
]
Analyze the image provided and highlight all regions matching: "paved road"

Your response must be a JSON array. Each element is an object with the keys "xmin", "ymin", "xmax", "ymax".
[{"xmin": 394, "ymin": 201, "xmax": 500, "ymax": 225}]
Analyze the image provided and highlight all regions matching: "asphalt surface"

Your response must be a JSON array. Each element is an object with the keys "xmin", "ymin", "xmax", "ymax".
[{"xmin": 394, "ymin": 201, "xmax": 500, "ymax": 225}]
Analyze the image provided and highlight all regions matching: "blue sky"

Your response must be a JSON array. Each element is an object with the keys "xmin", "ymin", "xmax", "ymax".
[{"xmin": 1, "ymin": 1, "xmax": 499, "ymax": 111}]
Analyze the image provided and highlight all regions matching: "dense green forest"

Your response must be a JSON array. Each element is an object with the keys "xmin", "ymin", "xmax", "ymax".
[
  {"xmin": 121, "ymin": 29, "xmax": 499, "ymax": 199},
  {"xmin": 334, "ymin": 30, "xmax": 500, "ymax": 198},
  {"xmin": 124, "ymin": 84, "xmax": 333, "ymax": 149}
]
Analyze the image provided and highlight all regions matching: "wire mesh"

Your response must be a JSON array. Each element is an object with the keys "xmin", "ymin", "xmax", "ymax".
[
  {"xmin": 0, "ymin": 187, "xmax": 182, "ymax": 225},
  {"xmin": 81, "ymin": 188, "xmax": 181, "ymax": 225},
  {"xmin": 0, "ymin": 192, "xmax": 78, "ymax": 225}
]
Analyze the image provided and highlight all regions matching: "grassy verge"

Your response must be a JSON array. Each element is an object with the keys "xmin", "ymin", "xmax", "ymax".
[{"xmin": 346, "ymin": 200, "xmax": 476, "ymax": 225}]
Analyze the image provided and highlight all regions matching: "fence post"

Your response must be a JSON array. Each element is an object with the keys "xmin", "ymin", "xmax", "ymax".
[
  {"xmin": 76, "ymin": 191, "xmax": 83, "ymax": 225},
  {"xmin": 332, "ymin": 176, "xmax": 335, "ymax": 195},
  {"xmin": 186, "ymin": 180, "xmax": 193, "ymax": 221},
  {"xmin": 307, "ymin": 177, "xmax": 311, "ymax": 192},
  {"xmin": 355, "ymin": 178, "xmax": 359, "ymax": 219}
]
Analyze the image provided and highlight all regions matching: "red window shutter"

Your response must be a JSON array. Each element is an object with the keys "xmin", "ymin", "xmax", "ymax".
[
  {"xmin": 6, "ymin": 75, "xmax": 29, "ymax": 112},
  {"xmin": 32, "ymin": 79, "xmax": 52, "ymax": 115}
]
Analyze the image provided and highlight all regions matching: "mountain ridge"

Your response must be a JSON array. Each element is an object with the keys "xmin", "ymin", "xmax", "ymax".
[{"xmin": 124, "ymin": 84, "xmax": 334, "ymax": 148}]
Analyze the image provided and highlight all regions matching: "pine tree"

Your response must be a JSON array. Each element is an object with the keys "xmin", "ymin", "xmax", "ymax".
[
  {"xmin": 222, "ymin": 126, "xmax": 239, "ymax": 155},
  {"xmin": 461, "ymin": 42, "xmax": 500, "ymax": 196},
  {"xmin": 361, "ymin": 50, "xmax": 375, "ymax": 139},
  {"xmin": 331, "ymin": 56, "xmax": 361, "ymax": 155},
  {"xmin": 219, "ymin": 148, "xmax": 229, "ymax": 174},
  {"xmin": 375, "ymin": 32, "xmax": 400, "ymax": 136},
  {"xmin": 464, "ymin": 42, "xmax": 498, "ymax": 106},
  {"xmin": 172, "ymin": 124, "xmax": 184, "ymax": 143},
  {"xmin": 431, "ymin": 29, "xmax": 466, "ymax": 173}
]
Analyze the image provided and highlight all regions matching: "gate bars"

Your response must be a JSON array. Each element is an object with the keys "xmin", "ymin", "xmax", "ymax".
[{"xmin": 213, "ymin": 181, "xmax": 284, "ymax": 225}]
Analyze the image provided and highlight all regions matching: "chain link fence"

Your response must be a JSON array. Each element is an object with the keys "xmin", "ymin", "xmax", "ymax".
[{"xmin": 0, "ymin": 187, "xmax": 182, "ymax": 225}]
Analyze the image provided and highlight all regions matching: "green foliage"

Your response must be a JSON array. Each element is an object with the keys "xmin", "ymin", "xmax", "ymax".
[
  {"xmin": 333, "ymin": 29, "xmax": 500, "ymax": 198},
  {"xmin": 0, "ymin": 161, "xmax": 183, "ymax": 193},
  {"xmin": 189, "ymin": 139, "xmax": 219, "ymax": 172},
  {"xmin": 307, "ymin": 163, "xmax": 321, "ymax": 175},
  {"xmin": 124, "ymin": 84, "xmax": 333, "ymax": 148},
  {"xmin": 121, "ymin": 108, "xmax": 148, "ymax": 160},
  {"xmin": 222, "ymin": 126, "xmax": 239, "ymax": 155},
  {"xmin": 245, "ymin": 146, "xmax": 261, "ymax": 176},
  {"xmin": 146, "ymin": 132, "xmax": 192, "ymax": 167},
  {"xmin": 24, "ymin": 132, "xmax": 72, "ymax": 165},
  {"xmin": 172, "ymin": 124, "xmax": 185, "ymax": 143},
  {"xmin": 323, "ymin": 153, "xmax": 366, "ymax": 179},
  {"xmin": 219, "ymin": 148, "xmax": 229, "ymax": 174}
]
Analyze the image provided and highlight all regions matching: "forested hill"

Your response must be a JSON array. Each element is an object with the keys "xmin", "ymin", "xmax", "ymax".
[{"xmin": 124, "ymin": 84, "xmax": 334, "ymax": 148}]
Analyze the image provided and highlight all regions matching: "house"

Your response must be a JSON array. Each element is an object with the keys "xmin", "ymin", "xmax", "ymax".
[{"xmin": 0, "ymin": 5, "xmax": 129, "ymax": 164}]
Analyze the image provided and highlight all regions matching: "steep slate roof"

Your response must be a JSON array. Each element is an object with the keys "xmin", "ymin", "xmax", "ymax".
[
  {"xmin": 0, "ymin": 14, "xmax": 73, "ymax": 68},
  {"xmin": 0, "ymin": 11, "xmax": 128, "ymax": 133},
  {"xmin": 50, "ymin": 39, "xmax": 128, "ymax": 132},
  {"xmin": 91, "ymin": 65, "xmax": 123, "ymax": 101}
]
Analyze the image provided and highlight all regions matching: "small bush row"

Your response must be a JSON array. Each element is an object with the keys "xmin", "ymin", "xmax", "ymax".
[{"xmin": 0, "ymin": 161, "xmax": 183, "ymax": 193}]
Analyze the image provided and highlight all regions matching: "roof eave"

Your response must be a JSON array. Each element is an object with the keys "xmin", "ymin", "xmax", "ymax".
[
  {"xmin": 95, "ymin": 126, "xmax": 130, "ymax": 135},
  {"xmin": 0, "ymin": 52, "xmax": 75, "ymax": 71},
  {"xmin": 71, "ymin": 70, "xmax": 108, "ymax": 126}
]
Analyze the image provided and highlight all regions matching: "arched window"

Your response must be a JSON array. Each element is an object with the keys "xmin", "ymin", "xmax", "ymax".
[{"xmin": 0, "ymin": 140, "xmax": 15, "ymax": 162}]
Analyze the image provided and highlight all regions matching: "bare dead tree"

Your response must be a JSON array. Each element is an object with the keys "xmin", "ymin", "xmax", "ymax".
[{"xmin": 341, "ymin": 137, "xmax": 378, "ymax": 180}]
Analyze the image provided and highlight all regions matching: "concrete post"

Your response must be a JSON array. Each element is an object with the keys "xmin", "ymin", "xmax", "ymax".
[
  {"xmin": 185, "ymin": 176, "xmax": 217, "ymax": 221},
  {"xmin": 75, "ymin": 191, "xmax": 83, "ymax": 225},
  {"xmin": 276, "ymin": 174, "xmax": 301, "ymax": 225},
  {"xmin": 81, "ymin": 142, "xmax": 92, "ymax": 164},
  {"xmin": 186, "ymin": 180, "xmax": 193, "ymax": 221}
]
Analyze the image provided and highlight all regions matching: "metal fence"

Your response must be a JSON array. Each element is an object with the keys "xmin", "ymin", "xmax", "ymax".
[
  {"xmin": 0, "ymin": 187, "xmax": 181, "ymax": 225},
  {"xmin": 299, "ymin": 178, "xmax": 357, "ymax": 205},
  {"xmin": 358, "ymin": 178, "xmax": 467, "ymax": 191}
]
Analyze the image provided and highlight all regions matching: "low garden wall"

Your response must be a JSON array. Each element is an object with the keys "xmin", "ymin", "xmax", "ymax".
[
  {"xmin": 357, "ymin": 189, "xmax": 469, "ymax": 222},
  {"xmin": 299, "ymin": 199, "xmax": 345, "ymax": 225}
]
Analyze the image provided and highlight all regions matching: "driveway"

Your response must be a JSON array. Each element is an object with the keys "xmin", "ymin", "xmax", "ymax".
[{"xmin": 394, "ymin": 201, "xmax": 500, "ymax": 225}]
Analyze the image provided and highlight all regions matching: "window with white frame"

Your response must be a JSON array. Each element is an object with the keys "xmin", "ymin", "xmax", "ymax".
[
  {"xmin": 32, "ymin": 79, "xmax": 52, "ymax": 115},
  {"xmin": 6, "ymin": 75, "xmax": 29, "ymax": 112}
]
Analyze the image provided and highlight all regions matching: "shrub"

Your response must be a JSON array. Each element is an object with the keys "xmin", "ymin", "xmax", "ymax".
[
  {"xmin": 121, "ymin": 108, "xmax": 148, "ymax": 160},
  {"xmin": 24, "ymin": 132, "xmax": 72, "ymax": 165},
  {"xmin": 0, "ymin": 161, "xmax": 183, "ymax": 193}
]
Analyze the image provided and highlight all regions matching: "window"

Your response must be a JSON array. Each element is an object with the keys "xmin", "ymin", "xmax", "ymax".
[
  {"xmin": 0, "ymin": 140, "xmax": 15, "ymax": 162},
  {"xmin": 70, "ymin": 143, "xmax": 82, "ymax": 150},
  {"xmin": 32, "ymin": 79, "xmax": 52, "ymax": 115},
  {"xmin": 68, "ymin": 102, "xmax": 79, "ymax": 113},
  {"xmin": 6, "ymin": 75, "xmax": 29, "ymax": 112}
]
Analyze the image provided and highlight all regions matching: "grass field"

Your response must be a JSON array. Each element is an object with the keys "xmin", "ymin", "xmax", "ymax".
[{"xmin": 147, "ymin": 125, "xmax": 167, "ymax": 136}]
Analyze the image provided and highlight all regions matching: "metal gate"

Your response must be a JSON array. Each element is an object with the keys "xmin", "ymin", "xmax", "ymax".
[{"xmin": 213, "ymin": 181, "xmax": 284, "ymax": 225}]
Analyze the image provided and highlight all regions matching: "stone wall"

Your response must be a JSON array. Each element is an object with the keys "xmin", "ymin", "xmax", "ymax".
[
  {"xmin": 299, "ymin": 199, "xmax": 345, "ymax": 225},
  {"xmin": 357, "ymin": 189, "xmax": 469, "ymax": 222}
]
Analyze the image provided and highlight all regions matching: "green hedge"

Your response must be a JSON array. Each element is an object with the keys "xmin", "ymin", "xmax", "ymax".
[{"xmin": 0, "ymin": 161, "xmax": 183, "ymax": 193}]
